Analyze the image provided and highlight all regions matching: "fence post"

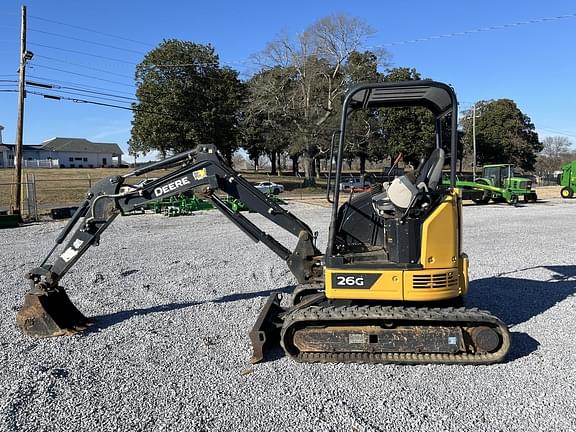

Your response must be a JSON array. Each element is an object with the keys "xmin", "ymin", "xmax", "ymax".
[
  {"xmin": 24, "ymin": 173, "xmax": 29, "ymax": 218},
  {"xmin": 24, "ymin": 173, "xmax": 38, "ymax": 221},
  {"xmin": 25, "ymin": 173, "xmax": 31, "ymax": 220},
  {"xmin": 31, "ymin": 174, "xmax": 37, "ymax": 220}
]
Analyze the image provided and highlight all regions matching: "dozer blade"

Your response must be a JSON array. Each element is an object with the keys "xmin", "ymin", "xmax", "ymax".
[
  {"xmin": 248, "ymin": 293, "xmax": 285, "ymax": 364},
  {"xmin": 16, "ymin": 286, "xmax": 93, "ymax": 337}
]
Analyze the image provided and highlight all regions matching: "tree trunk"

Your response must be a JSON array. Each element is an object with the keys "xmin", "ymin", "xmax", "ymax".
[
  {"xmin": 291, "ymin": 154, "xmax": 299, "ymax": 176},
  {"xmin": 302, "ymin": 153, "xmax": 316, "ymax": 186},
  {"xmin": 301, "ymin": 135, "xmax": 316, "ymax": 186},
  {"xmin": 224, "ymin": 149, "xmax": 233, "ymax": 166},
  {"xmin": 270, "ymin": 150, "xmax": 277, "ymax": 175},
  {"xmin": 277, "ymin": 153, "xmax": 282, "ymax": 176},
  {"xmin": 359, "ymin": 154, "xmax": 367, "ymax": 174}
]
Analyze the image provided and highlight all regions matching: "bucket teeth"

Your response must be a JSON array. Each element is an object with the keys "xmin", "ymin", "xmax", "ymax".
[{"xmin": 16, "ymin": 286, "xmax": 93, "ymax": 337}]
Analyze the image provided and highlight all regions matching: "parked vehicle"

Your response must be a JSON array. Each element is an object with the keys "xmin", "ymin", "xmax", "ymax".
[
  {"xmin": 254, "ymin": 181, "xmax": 284, "ymax": 195},
  {"xmin": 339, "ymin": 177, "xmax": 371, "ymax": 192}
]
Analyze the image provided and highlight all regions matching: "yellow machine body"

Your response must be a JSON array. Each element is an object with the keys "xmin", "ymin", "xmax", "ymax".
[{"xmin": 325, "ymin": 190, "xmax": 469, "ymax": 302}]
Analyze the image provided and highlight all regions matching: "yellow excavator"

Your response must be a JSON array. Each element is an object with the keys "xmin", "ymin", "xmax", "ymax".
[{"xmin": 17, "ymin": 80, "xmax": 510, "ymax": 365}]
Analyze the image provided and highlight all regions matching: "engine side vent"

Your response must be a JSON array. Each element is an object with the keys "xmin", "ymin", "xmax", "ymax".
[{"xmin": 412, "ymin": 272, "xmax": 458, "ymax": 289}]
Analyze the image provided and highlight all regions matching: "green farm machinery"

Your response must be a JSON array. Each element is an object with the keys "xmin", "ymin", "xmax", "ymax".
[
  {"xmin": 558, "ymin": 160, "xmax": 576, "ymax": 199},
  {"xmin": 449, "ymin": 164, "xmax": 537, "ymax": 205},
  {"xmin": 149, "ymin": 194, "xmax": 215, "ymax": 216},
  {"xmin": 147, "ymin": 193, "xmax": 285, "ymax": 216}
]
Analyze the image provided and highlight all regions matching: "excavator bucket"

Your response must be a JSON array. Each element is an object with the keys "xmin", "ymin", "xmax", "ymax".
[
  {"xmin": 16, "ymin": 286, "xmax": 93, "ymax": 337},
  {"xmin": 248, "ymin": 293, "xmax": 285, "ymax": 363}
]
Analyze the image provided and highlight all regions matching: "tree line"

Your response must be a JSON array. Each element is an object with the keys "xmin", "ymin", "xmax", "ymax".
[{"xmin": 128, "ymin": 14, "xmax": 570, "ymax": 183}]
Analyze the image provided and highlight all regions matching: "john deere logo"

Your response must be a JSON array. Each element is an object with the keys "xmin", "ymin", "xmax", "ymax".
[{"xmin": 154, "ymin": 177, "xmax": 191, "ymax": 197}]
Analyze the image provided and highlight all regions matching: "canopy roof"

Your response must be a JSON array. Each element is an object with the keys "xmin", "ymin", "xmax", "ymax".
[{"xmin": 346, "ymin": 80, "xmax": 456, "ymax": 117}]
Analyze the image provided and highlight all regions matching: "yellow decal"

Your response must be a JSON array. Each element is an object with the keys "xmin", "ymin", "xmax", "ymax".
[{"xmin": 192, "ymin": 168, "xmax": 207, "ymax": 180}]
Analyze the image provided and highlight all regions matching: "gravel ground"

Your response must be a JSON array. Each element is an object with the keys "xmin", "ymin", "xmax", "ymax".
[{"xmin": 1, "ymin": 198, "xmax": 575, "ymax": 432}]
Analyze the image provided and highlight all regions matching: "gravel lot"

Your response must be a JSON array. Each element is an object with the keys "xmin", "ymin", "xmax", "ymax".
[{"xmin": 1, "ymin": 198, "xmax": 575, "ymax": 432}]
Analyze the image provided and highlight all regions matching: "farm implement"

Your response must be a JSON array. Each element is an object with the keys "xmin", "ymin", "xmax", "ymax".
[
  {"xmin": 447, "ymin": 164, "xmax": 537, "ymax": 205},
  {"xmin": 558, "ymin": 160, "xmax": 576, "ymax": 199}
]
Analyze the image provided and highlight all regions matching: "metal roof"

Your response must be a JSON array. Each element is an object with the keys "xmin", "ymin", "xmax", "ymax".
[
  {"xmin": 1, "ymin": 138, "xmax": 123, "ymax": 155},
  {"xmin": 40, "ymin": 138, "xmax": 123, "ymax": 155}
]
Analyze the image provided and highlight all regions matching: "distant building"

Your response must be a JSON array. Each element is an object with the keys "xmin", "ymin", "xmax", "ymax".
[{"xmin": 0, "ymin": 135, "xmax": 123, "ymax": 168}]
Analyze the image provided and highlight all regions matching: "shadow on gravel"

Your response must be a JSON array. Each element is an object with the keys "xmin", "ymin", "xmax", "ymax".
[
  {"xmin": 211, "ymin": 285, "xmax": 294, "ymax": 303},
  {"xmin": 89, "ymin": 302, "xmax": 201, "ymax": 331},
  {"xmin": 89, "ymin": 285, "xmax": 295, "ymax": 331},
  {"xmin": 466, "ymin": 266, "xmax": 576, "ymax": 362},
  {"xmin": 507, "ymin": 332, "xmax": 540, "ymax": 362},
  {"xmin": 467, "ymin": 265, "xmax": 576, "ymax": 327}
]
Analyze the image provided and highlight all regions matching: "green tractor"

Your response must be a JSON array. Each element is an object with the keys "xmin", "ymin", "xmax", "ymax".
[
  {"xmin": 558, "ymin": 160, "xmax": 576, "ymax": 199},
  {"xmin": 450, "ymin": 164, "xmax": 537, "ymax": 205}
]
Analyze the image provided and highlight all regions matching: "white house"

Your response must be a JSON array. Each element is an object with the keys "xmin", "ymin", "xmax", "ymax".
[{"xmin": 0, "ymin": 131, "xmax": 123, "ymax": 168}]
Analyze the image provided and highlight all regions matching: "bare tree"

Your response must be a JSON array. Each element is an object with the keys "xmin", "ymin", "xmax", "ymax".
[
  {"xmin": 535, "ymin": 136, "xmax": 573, "ymax": 175},
  {"xmin": 252, "ymin": 14, "xmax": 387, "ymax": 185},
  {"xmin": 232, "ymin": 151, "xmax": 246, "ymax": 170}
]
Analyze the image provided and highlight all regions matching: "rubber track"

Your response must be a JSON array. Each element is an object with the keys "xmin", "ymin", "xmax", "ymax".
[{"xmin": 280, "ymin": 305, "xmax": 511, "ymax": 365}]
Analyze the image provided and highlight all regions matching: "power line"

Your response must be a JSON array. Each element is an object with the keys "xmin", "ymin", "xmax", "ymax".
[
  {"xmin": 25, "ymin": 89, "xmax": 173, "ymax": 118},
  {"xmin": 34, "ymin": 54, "xmax": 135, "ymax": 79},
  {"xmin": 27, "ymin": 74, "xmax": 136, "ymax": 96},
  {"xmin": 29, "ymin": 63, "xmax": 135, "ymax": 87},
  {"xmin": 27, "ymin": 80, "xmax": 138, "ymax": 101},
  {"xmin": 35, "ymin": 52, "xmax": 236, "ymax": 74},
  {"xmin": 27, "ymin": 89, "xmax": 135, "ymax": 110},
  {"xmin": 38, "ymin": 88, "xmax": 137, "ymax": 104},
  {"xmin": 24, "ymin": 76, "xmax": 229, "ymax": 108},
  {"xmin": 27, "ymin": 41, "xmax": 252, "ymax": 72},
  {"xmin": 28, "ymin": 14, "xmax": 155, "ymax": 48},
  {"xmin": 29, "ymin": 42, "xmax": 138, "ymax": 65},
  {"xmin": 376, "ymin": 13, "xmax": 576, "ymax": 47},
  {"xmin": 538, "ymin": 128, "xmax": 576, "ymax": 139},
  {"xmin": 28, "ymin": 28, "xmax": 148, "ymax": 55}
]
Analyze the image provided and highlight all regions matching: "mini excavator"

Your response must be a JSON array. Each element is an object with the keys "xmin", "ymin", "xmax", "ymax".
[{"xmin": 17, "ymin": 81, "xmax": 511, "ymax": 365}]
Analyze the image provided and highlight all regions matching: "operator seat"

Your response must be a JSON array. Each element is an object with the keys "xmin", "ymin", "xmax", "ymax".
[
  {"xmin": 372, "ymin": 148, "xmax": 445, "ymax": 215},
  {"xmin": 415, "ymin": 147, "xmax": 445, "ymax": 191}
]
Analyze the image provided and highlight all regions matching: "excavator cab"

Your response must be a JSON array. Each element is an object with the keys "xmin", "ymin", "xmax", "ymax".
[
  {"xmin": 277, "ymin": 82, "xmax": 510, "ymax": 364},
  {"xmin": 17, "ymin": 80, "xmax": 511, "ymax": 366},
  {"xmin": 324, "ymin": 81, "xmax": 465, "ymax": 302}
]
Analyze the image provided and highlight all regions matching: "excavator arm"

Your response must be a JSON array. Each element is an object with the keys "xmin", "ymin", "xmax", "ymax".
[{"xmin": 19, "ymin": 144, "xmax": 322, "ymax": 341}]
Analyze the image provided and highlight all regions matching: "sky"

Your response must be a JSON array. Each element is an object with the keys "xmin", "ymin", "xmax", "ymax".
[{"xmin": 0, "ymin": 0, "xmax": 575, "ymax": 162}]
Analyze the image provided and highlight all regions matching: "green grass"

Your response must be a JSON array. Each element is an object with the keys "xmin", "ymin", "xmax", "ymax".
[
  {"xmin": 0, "ymin": 167, "xmax": 329, "ymax": 216},
  {"xmin": 0, "ymin": 167, "xmax": 132, "ymax": 212}
]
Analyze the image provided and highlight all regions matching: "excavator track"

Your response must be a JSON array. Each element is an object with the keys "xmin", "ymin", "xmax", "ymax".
[{"xmin": 280, "ymin": 305, "xmax": 511, "ymax": 365}]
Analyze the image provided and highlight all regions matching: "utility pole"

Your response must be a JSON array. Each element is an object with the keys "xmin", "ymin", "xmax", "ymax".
[
  {"xmin": 12, "ymin": 5, "xmax": 33, "ymax": 219},
  {"xmin": 472, "ymin": 102, "xmax": 477, "ymax": 181}
]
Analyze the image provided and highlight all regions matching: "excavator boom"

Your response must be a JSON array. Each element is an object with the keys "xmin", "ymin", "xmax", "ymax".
[{"xmin": 17, "ymin": 144, "xmax": 322, "ymax": 346}]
